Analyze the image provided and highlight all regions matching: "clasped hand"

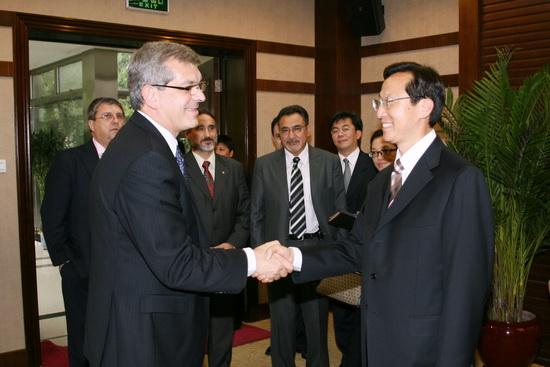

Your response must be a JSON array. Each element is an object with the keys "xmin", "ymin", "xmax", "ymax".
[{"xmin": 252, "ymin": 241, "xmax": 294, "ymax": 283}]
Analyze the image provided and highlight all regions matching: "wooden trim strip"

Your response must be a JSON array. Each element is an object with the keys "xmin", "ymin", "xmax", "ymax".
[
  {"xmin": 0, "ymin": 348, "xmax": 28, "ymax": 367},
  {"xmin": 361, "ymin": 74, "xmax": 459, "ymax": 94},
  {"xmin": 0, "ymin": 61, "xmax": 14, "ymax": 77},
  {"xmin": 0, "ymin": 11, "xmax": 15, "ymax": 26},
  {"xmin": 256, "ymin": 40, "xmax": 315, "ymax": 58},
  {"xmin": 361, "ymin": 32, "xmax": 458, "ymax": 57},
  {"xmin": 257, "ymin": 79, "xmax": 315, "ymax": 94}
]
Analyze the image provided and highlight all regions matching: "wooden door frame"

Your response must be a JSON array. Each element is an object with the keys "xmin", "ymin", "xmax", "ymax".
[{"xmin": 8, "ymin": 11, "xmax": 256, "ymax": 365}]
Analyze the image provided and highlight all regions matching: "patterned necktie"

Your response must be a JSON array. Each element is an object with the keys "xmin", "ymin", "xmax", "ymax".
[
  {"xmin": 202, "ymin": 160, "xmax": 215, "ymax": 198},
  {"xmin": 343, "ymin": 158, "xmax": 351, "ymax": 193},
  {"xmin": 289, "ymin": 156, "xmax": 306, "ymax": 239},
  {"xmin": 388, "ymin": 158, "xmax": 404, "ymax": 207},
  {"xmin": 175, "ymin": 147, "xmax": 186, "ymax": 176}
]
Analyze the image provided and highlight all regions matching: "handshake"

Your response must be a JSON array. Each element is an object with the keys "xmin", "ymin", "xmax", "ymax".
[{"xmin": 252, "ymin": 241, "xmax": 294, "ymax": 283}]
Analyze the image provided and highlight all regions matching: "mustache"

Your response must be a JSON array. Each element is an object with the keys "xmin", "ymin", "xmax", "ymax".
[{"xmin": 200, "ymin": 138, "xmax": 215, "ymax": 144}]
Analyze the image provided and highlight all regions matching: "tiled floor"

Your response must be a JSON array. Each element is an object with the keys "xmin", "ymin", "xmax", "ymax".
[{"xmin": 230, "ymin": 317, "xmax": 342, "ymax": 367}]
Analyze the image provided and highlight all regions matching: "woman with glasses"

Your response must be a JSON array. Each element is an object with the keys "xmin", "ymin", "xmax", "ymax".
[{"xmin": 369, "ymin": 129, "xmax": 397, "ymax": 171}]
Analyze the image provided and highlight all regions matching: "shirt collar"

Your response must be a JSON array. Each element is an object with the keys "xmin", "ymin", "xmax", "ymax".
[
  {"xmin": 138, "ymin": 110, "xmax": 179, "ymax": 156},
  {"xmin": 284, "ymin": 145, "xmax": 309, "ymax": 166},
  {"xmin": 192, "ymin": 150, "xmax": 216, "ymax": 170},
  {"xmin": 92, "ymin": 138, "xmax": 106, "ymax": 158},
  {"xmin": 338, "ymin": 147, "xmax": 360, "ymax": 166},
  {"xmin": 396, "ymin": 129, "xmax": 436, "ymax": 174}
]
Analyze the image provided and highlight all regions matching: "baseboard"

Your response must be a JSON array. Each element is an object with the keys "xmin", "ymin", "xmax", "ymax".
[{"xmin": 0, "ymin": 348, "xmax": 28, "ymax": 367}]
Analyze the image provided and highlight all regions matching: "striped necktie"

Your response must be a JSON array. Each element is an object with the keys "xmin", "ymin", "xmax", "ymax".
[
  {"xmin": 388, "ymin": 158, "xmax": 404, "ymax": 207},
  {"xmin": 289, "ymin": 156, "xmax": 306, "ymax": 239}
]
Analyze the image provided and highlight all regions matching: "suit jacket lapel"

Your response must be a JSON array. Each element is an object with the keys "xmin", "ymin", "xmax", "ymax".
[
  {"xmin": 80, "ymin": 140, "xmax": 99, "ymax": 178},
  {"xmin": 274, "ymin": 149, "xmax": 290, "ymax": 234},
  {"xmin": 308, "ymin": 146, "xmax": 322, "ymax": 212},
  {"xmin": 184, "ymin": 152, "xmax": 212, "ymax": 199},
  {"xmin": 213, "ymin": 157, "xmax": 227, "ymax": 203},
  {"xmin": 376, "ymin": 138, "xmax": 444, "ymax": 230}
]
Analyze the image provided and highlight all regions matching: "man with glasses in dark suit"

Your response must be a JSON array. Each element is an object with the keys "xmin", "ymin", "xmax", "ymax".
[{"xmin": 41, "ymin": 97, "xmax": 125, "ymax": 367}]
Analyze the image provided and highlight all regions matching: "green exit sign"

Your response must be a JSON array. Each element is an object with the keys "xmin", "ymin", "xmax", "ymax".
[{"xmin": 126, "ymin": 0, "xmax": 169, "ymax": 13}]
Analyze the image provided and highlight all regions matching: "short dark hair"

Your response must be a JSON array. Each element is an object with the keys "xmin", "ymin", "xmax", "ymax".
[
  {"xmin": 370, "ymin": 129, "xmax": 384, "ymax": 146},
  {"xmin": 276, "ymin": 105, "xmax": 309, "ymax": 126},
  {"xmin": 198, "ymin": 109, "xmax": 216, "ymax": 121},
  {"xmin": 217, "ymin": 134, "xmax": 235, "ymax": 153},
  {"xmin": 328, "ymin": 111, "xmax": 363, "ymax": 131},
  {"xmin": 270, "ymin": 116, "xmax": 279, "ymax": 136},
  {"xmin": 87, "ymin": 97, "xmax": 125, "ymax": 121},
  {"xmin": 383, "ymin": 62, "xmax": 445, "ymax": 127}
]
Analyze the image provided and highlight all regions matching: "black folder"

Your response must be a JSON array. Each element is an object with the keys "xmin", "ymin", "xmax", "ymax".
[{"xmin": 328, "ymin": 210, "xmax": 357, "ymax": 231}]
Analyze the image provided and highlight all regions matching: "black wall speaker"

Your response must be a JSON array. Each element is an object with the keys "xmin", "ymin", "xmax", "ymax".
[{"xmin": 345, "ymin": 0, "xmax": 385, "ymax": 36}]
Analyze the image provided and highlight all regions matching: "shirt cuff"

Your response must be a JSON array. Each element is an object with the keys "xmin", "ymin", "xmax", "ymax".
[
  {"xmin": 243, "ymin": 247, "xmax": 256, "ymax": 276},
  {"xmin": 290, "ymin": 247, "xmax": 303, "ymax": 271}
]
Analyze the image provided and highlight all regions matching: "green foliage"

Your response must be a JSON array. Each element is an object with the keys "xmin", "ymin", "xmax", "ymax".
[
  {"xmin": 31, "ymin": 127, "xmax": 66, "ymax": 202},
  {"xmin": 442, "ymin": 49, "xmax": 550, "ymax": 322}
]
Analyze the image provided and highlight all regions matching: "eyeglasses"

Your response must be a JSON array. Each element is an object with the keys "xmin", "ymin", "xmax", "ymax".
[
  {"xmin": 151, "ymin": 80, "xmax": 207, "ymax": 93},
  {"xmin": 279, "ymin": 125, "xmax": 306, "ymax": 136},
  {"xmin": 371, "ymin": 96, "xmax": 411, "ymax": 112},
  {"xmin": 330, "ymin": 125, "xmax": 353, "ymax": 135},
  {"xmin": 369, "ymin": 148, "xmax": 397, "ymax": 158},
  {"xmin": 94, "ymin": 112, "xmax": 125, "ymax": 122}
]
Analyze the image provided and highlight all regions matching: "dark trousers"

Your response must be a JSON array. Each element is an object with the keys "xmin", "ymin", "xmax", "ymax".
[
  {"xmin": 268, "ymin": 275, "xmax": 329, "ymax": 367},
  {"xmin": 207, "ymin": 293, "xmax": 239, "ymax": 367},
  {"xmin": 331, "ymin": 300, "xmax": 362, "ymax": 367},
  {"xmin": 60, "ymin": 262, "xmax": 89, "ymax": 367}
]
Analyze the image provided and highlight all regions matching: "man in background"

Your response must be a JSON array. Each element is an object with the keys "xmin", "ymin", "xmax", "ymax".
[
  {"xmin": 271, "ymin": 115, "xmax": 282, "ymax": 149},
  {"xmin": 251, "ymin": 105, "xmax": 346, "ymax": 367},
  {"xmin": 328, "ymin": 111, "xmax": 377, "ymax": 367},
  {"xmin": 185, "ymin": 110, "xmax": 250, "ymax": 367},
  {"xmin": 41, "ymin": 97, "xmax": 125, "ymax": 367}
]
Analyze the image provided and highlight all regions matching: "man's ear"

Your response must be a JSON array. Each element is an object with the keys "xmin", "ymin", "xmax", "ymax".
[
  {"xmin": 141, "ymin": 84, "xmax": 159, "ymax": 109},
  {"xmin": 88, "ymin": 120, "xmax": 95, "ymax": 133},
  {"xmin": 418, "ymin": 98, "xmax": 434, "ymax": 120}
]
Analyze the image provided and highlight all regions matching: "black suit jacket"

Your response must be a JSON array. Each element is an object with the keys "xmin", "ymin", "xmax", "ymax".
[
  {"xmin": 250, "ymin": 145, "xmax": 346, "ymax": 246},
  {"xmin": 40, "ymin": 140, "xmax": 98, "ymax": 278},
  {"xmin": 345, "ymin": 150, "xmax": 377, "ymax": 213},
  {"xmin": 185, "ymin": 152, "xmax": 250, "ymax": 248},
  {"xmin": 84, "ymin": 112, "xmax": 248, "ymax": 367},
  {"xmin": 295, "ymin": 138, "xmax": 494, "ymax": 366}
]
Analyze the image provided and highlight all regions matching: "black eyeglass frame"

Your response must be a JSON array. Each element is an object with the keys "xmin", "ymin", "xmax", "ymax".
[
  {"xmin": 368, "ymin": 148, "xmax": 397, "ymax": 158},
  {"xmin": 151, "ymin": 80, "xmax": 207, "ymax": 93}
]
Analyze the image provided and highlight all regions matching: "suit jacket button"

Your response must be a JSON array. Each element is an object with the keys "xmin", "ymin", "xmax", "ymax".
[{"xmin": 369, "ymin": 273, "xmax": 377, "ymax": 280}]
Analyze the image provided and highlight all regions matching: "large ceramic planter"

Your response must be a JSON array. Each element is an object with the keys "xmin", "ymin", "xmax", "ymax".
[{"xmin": 479, "ymin": 310, "xmax": 542, "ymax": 367}]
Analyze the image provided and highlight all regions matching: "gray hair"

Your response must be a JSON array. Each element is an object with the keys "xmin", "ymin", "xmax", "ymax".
[{"xmin": 128, "ymin": 41, "xmax": 201, "ymax": 110}]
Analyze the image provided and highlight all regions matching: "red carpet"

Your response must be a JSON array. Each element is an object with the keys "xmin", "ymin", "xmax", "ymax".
[
  {"xmin": 41, "ymin": 324, "xmax": 270, "ymax": 367},
  {"xmin": 41, "ymin": 340, "xmax": 68, "ymax": 367},
  {"xmin": 232, "ymin": 324, "xmax": 271, "ymax": 347}
]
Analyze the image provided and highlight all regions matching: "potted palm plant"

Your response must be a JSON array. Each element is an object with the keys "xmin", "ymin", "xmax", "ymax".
[{"xmin": 441, "ymin": 48, "xmax": 550, "ymax": 367}]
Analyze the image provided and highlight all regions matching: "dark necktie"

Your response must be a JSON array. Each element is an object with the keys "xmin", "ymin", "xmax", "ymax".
[
  {"xmin": 202, "ymin": 160, "xmax": 215, "ymax": 198},
  {"xmin": 289, "ymin": 156, "xmax": 306, "ymax": 239},
  {"xmin": 176, "ymin": 147, "xmax": 186, "ymax": 176},
  {"xmin": 343, "ymin": 158, "xmax": 351, "ymax": 193},
  {"xmin": 388, "ymin": 158, "xmax": 404, "ymax": 207}
]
